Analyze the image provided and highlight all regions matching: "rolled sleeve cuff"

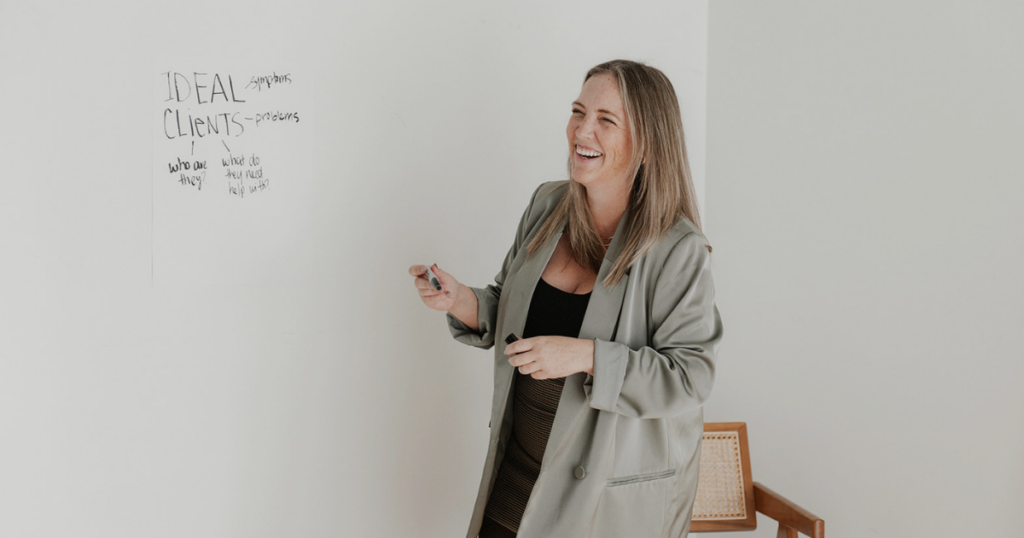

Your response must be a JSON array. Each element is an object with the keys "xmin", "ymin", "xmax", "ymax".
[
  {"xmin": 445, "ymin": 286, "xmax": 496, "ymax": 349},
  {"xmin": 583, "ymin": 338, "xmax": 629, "ymax": 412}
]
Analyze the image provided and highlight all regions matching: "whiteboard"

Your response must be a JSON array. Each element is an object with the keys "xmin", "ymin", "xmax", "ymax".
[{"xmin": 0, "ymin": 1, "xmax": 708, "ymax": 536}]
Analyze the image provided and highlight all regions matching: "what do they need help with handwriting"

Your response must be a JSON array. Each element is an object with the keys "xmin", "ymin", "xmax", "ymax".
[
  {"xmin": 223, "ymin": 153, "xmax": 269, "ymax": 199},
  {"xmin": 161, "ymin": 71, "xmax": 299, "ymax": 140}
]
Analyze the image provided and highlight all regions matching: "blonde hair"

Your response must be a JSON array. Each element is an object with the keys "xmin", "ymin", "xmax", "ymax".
[{"xmin": 528, "ymin": 59, "xmax": 708, "ymax": 287}]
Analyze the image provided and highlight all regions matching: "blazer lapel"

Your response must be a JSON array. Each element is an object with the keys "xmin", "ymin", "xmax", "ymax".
[
  {"xmin": 541, "ymin": 208, "xmax": 631, "ymax": 467},
  {"xmin": 499, "ymin": 219, "xmax": 564, "ymax": 357},
  {"xmin": 490, "ymin": 218, "xmax": 564, "ymax": 436}
]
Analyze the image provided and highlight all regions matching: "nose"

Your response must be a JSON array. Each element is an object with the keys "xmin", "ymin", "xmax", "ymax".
[{"xmin": 573, "ymin": 115, "xmax": 597, "ymax": 140}]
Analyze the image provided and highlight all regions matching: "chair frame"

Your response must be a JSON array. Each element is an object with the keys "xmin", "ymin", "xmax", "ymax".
[{"xmin": 690, "ymin": 422, "xmax": 825, "ymax": 538}]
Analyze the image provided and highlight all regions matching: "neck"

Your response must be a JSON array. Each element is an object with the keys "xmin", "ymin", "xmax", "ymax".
[{"xmin": 586, "ymin": 181, "xmax": 630, "ymax": 240}]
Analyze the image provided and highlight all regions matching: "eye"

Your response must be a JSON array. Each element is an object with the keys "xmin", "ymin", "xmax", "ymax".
[
  {"xmin": 601, "ymin": 118, "xmax": 616, "ymax": 125},
  {"xmin": 572, "ymin": 108, "xmax": 584, "ymax": 115}
]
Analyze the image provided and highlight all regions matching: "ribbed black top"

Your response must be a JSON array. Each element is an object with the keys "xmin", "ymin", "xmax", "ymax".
[{"xmin": 483, "ymin": 277, "xmax": 591, "ymax": 533}]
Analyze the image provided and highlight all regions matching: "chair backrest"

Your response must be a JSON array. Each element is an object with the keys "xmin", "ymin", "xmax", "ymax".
[
  {"xmin": 690, "ymin": 422, "xmax": 757, "ymax": 532},
  {"xmin": 691, "ymin": 422, "xmax": 825, "ymax": 538}
]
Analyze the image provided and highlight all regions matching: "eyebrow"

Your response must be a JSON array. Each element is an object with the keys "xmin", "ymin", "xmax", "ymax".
[{"xmin": 572, "ymin": 101, "xmax": 622, "ymax": 122}]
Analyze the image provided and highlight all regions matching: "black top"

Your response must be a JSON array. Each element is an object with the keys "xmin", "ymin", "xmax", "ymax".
[
  {"xmin": 522, "ymin": 277, "xmax": 592, "ymax": 339},
  {"xmin": 483, "ymin": 277, "xmax": 591, "ymax": 533}
]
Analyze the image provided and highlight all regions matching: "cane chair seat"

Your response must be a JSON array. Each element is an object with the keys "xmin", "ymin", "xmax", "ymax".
[{"xmin": 691, "ymin": 423, "xmax": 825, "ymax": 538}]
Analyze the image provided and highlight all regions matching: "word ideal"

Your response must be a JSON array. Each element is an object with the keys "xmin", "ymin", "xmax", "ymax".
[
  {"xmin": 168, "ymin": 157, "xmax": 207, "ymax": 190},
  {"xmin": 245, "ymin": 72, "xmax": 292, "ymax": 92},
  {"xmin": 162, "ymin": 72, "xmax": 246, "ymax": 105}
]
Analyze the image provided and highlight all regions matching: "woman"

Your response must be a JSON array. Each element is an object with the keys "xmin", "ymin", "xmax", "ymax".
[{"xmin": 409, "ymin": 60, "xmax": 723, "ymax": 538}]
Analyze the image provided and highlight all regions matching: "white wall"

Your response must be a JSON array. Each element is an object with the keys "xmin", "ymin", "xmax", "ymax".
[
  {"xmin": 0, "ymin": 2, "xmax": 708, "ymax": 537},
  {"xmin": 703, "ymin": 2, "xmax": 1024, "ymax": 537}
]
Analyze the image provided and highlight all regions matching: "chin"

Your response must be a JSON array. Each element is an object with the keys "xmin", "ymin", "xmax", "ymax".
[
  {"xmin": 570, "ymin": 171, "xmax": 595, "ymax": 187},
  {"xmin": 571, "ymin": 174, "xmax": 611, "ymax": 192}
]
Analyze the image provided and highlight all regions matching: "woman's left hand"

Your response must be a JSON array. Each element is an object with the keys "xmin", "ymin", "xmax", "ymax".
[{"xmin": 506, "ymin": 336, "xmax": 595, "ymax": 379}]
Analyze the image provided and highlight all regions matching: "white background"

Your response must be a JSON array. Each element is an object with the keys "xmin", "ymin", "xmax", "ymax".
[
  {"xmin": 4, "ymin": 2, "xmax": 1021, "ymax": 537},
  {"xmin": 704, "ymin": 2, "xmax": 1023, "ymax": 537},
  {"xmin": 0, "ymin": 1, "xmax": 707, "ymax": 537}
]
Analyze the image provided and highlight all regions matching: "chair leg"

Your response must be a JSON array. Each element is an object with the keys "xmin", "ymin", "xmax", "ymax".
[{"xmin": 777, "ymin": 524, "xmax": 798, "ymax": 538}]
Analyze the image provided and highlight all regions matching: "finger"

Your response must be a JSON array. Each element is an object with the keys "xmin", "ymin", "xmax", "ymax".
[
  {"xmin": 518, "ymin": 362, "xmax": 539, "ymax": 376},
  {"xmin": 418, "ymin": 287, "xmax": 443, "ymax": 298},
  {"xmin": 431, "ymin": 263, "xmax": 455, "ymax": 286},
  {"xmin": 408, "ymin": 265, "xmax": 429, "ymax": 277},
  {"xmin": 508, "ymin": 351, "xmax": 535, "ymax": 368},
  {"xmin": 413, "ymin": 276, "xmax": 432, "ymax": 290},
  {"xmin": 507, "ymin": 336, "xmax": 539, "ymax": 356}
]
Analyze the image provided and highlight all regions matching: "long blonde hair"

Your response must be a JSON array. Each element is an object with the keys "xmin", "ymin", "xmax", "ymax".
[{"xmin": 527, "ymin": 59, "xmax": 708, "ymax": 287}]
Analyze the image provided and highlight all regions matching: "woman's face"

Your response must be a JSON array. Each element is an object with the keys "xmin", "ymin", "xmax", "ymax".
[{"xmin": 566, "ymin": 73, "xmax": 634, "ymax": 193}]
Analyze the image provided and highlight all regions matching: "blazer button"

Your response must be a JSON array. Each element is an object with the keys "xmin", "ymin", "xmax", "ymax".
[{"xmin": 574, "ymin": 466, "xmax": 586, "ymax": 479}]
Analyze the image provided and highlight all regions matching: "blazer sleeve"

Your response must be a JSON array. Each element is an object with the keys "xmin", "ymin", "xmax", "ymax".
[
  {"xmin": 445, "ymin": 183, "xmax": 546, "ymax": 349},
  {"xmin": 583, "ymin": 231, "xmax": 724, "ymax": 418}
]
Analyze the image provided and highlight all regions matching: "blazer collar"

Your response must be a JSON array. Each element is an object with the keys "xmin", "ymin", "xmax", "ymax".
[{"xmin": 501, "ymin": 204, "xmax": 632, "ymax": 351}]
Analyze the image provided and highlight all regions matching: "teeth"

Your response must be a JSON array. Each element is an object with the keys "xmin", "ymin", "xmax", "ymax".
[{"xmin": 576, "ymin": 145, "xmax": 603, "ymax": 158}]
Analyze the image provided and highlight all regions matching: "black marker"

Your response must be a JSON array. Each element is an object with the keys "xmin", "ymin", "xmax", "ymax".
[
  {"xmin": 505, "ymin": 334, "xmax": 521, "ymax": 356},
  {"xmin": 424, "ymin": 267, "xmax": 442, "ymax": 291}
]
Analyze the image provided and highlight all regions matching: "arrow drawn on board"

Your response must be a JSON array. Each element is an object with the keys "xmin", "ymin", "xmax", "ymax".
[{"xmin": 222, "ymin": 140, "xmax": 231, "ymax": 153}]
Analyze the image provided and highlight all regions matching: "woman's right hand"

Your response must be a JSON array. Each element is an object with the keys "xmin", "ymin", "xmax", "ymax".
[{"xmin": 409, "ymin": 263, "xmax": 462, "ymax": 312}]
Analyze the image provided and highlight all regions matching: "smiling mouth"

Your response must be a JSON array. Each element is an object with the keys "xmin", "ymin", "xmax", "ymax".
[{"xmin": 576, "ymin": 145, "xmax": 603, "ymax": 160}]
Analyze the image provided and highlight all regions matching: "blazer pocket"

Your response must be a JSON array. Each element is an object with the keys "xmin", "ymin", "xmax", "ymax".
[
  {"xmin": 605, "ymin": 469, "xmax": 676, "ymax": 487},
  {"xmin": 595, "ymin": 468, "xmax": 675, "ymax": 536}
]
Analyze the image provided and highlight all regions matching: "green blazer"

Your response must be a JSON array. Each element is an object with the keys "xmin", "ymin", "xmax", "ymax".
[{"xmin": 447, "ymin": 180, "xmax": 724, "ymax": 538}]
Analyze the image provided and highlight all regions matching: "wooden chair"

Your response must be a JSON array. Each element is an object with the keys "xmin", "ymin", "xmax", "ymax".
[{"xmin": 690, "ymin": 423, "xmax": 825, "ymax": 538}]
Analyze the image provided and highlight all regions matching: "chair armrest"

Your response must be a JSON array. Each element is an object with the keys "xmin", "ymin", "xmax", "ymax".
[{"xmin": 753, "ymin": 482, "xmax": 825, "ymax": 538}]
